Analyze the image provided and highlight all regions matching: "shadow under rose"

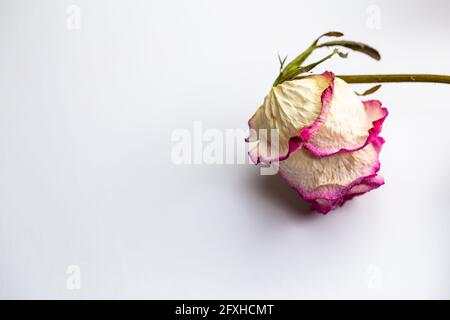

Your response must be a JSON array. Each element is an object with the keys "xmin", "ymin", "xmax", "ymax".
[{"xmin": 249, "ymin": 170, "xmax": 321, "ymax": 221}]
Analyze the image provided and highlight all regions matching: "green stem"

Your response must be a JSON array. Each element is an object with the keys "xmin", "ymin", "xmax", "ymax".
[{"xmin": 312, "ymin": 74, "xmax": 450, "ymax": 84}]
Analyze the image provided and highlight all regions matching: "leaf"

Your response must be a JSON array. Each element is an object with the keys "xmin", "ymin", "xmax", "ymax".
[
  {"xmin": 277, "ymin": 53, "xmax": 288, "ymax": 71},
  {"xmin": 278, "ymin": 49, "xmax": 342, "ymax": 84},
  {"xmin": 285, "ymin": 31, "xmax": 345, "ymax": 74},
  {"xmin": 272, "ymin": 31, "xmax": 381, "ymax": 86},
  {"xmin": 301, "ymin": 49, "xmax": 342, "ymax": 73},
  {"xmin": 315, "ymin": 31, "xmax": 344, "ymax": 44},
  {"xmin": 356, "ymin": 84, "xmax": 382, "ymax": 96},
  {"xmin": 317, "ymin": 40, "xmax": 381, "ymax": 60}
]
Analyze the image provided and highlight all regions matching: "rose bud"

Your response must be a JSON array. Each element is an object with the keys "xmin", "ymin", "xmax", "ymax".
[{"xmin": 247, "ymin": 71, "xmax": 388, "ymax": 213}]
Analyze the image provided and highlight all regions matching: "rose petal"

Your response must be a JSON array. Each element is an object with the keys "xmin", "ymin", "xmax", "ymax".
[
  {"xmin": 278, "ymin": 137, "xmax": 385, "ymax": 213},
  {"xmin": 302, "ymin": 78, "xmax": 388, "ymax": 157},
  {"xmin": 246, "ymin": 72, "xmax": 334, "ymax": 164}
]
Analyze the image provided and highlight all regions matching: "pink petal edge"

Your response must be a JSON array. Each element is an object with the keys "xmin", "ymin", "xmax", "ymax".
[
  {"xmin": 246, "ymin": 71, "xmax": 335, "ymax": 164},
  {"xmin": 302, "ymin": 100, "xmax": 389, "ymax": 157},
  {"xmin": 278, "ymin": 137, "xmax": 385, "ymax": 214}
]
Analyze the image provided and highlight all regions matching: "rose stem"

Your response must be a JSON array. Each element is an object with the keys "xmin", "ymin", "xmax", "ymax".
[{"xmin": 333, "ymin": 74, "xmax": 450, "ymax": 84}]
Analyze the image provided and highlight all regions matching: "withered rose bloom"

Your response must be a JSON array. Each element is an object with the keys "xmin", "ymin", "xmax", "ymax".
[{"xmin": 247, "ymin": 72, "xmax": 388, "ymax": 213}]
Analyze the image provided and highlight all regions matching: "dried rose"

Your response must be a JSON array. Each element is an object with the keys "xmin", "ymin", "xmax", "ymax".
[
  {"xmin": 247, "ymin": 32, "xmax": 450, "ymax": 214},
  {"xmin": 247, "ymin": 71, "xmax": 388, "ymax": 213}
]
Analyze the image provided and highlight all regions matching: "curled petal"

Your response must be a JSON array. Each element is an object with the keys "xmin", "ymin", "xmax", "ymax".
[
  {"xmin": 278, "ymin": 137, "xmax": 385, "ymax": 214},
  {"xmin": 246, "ymin": 72, "xmax": 334, "ymax": 164},
  {"xmin": 302, "ymin": 78, "xmax": 388, "ymax": 157}
]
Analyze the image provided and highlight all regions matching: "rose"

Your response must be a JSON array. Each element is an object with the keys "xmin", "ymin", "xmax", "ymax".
[
  {"xmin": 246, "ymin": 71, "xmax": 388, "ymax": 213},
  {"xmin": 246, "ymin": 31, "xmax": 449, "ymax": 213}
]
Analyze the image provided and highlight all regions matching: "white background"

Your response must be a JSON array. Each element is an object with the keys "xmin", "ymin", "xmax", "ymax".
[{"xmin": 0, "ymin": 0, "xmax": 449, "ymax": 299}]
